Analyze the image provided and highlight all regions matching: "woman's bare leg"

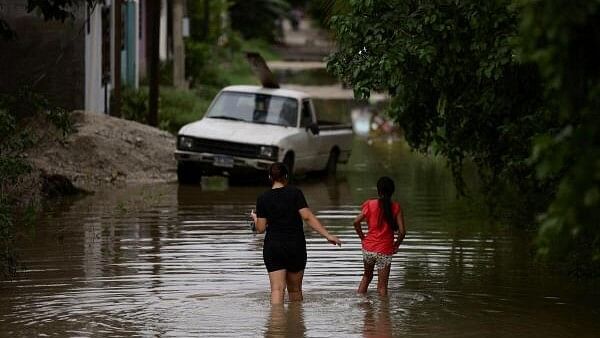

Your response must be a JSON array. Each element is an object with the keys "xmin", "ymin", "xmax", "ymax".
[
  {"xmin": 268, "ymin": 269, "xmax": 287, "ymax": 304},
  {"xmin": 286, "ymin": 270, "xmax": 304, "ymax": 302},
  {"xmin": 358, "ymin": 261, "xmax": 375, "ymax": 294},
  {"xmin": 376, "ymin": 264, "xmax": 391, "ymax": 296}
]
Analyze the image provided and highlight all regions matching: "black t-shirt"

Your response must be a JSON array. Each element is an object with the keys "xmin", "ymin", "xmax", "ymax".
[{"xmin": 256, "ymin": 185, "xmax": 308, "ymax": 240}]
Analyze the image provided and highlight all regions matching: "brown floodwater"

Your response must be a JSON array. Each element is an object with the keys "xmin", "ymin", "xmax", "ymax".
[{"xmin": 1, "ymin": 137, "xmax": 599, "ymax": 337}]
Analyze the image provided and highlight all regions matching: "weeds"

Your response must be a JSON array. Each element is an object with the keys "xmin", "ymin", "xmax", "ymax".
[{"xmin": 0, "ymin": 87, "xmax": 75, "ymax": 279}]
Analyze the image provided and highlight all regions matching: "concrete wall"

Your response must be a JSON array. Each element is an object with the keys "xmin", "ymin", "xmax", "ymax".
[{"xmin": 0, "ymin": 0, "xmax": 86, "ymax": 111}]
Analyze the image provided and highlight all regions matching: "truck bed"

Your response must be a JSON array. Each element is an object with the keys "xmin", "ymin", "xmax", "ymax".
[{"xmin": 317, "ymin": 120, "xmax": 353, "ymax": 132}]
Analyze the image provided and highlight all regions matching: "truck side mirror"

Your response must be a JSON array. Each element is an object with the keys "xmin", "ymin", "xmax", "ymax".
[{"xmin": 306, "ymin": 123, "xmax": 320, "ymax": 135}]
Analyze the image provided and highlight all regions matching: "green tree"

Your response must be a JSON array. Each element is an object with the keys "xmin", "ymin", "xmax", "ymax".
[
  {"xmin": 188, "ymin": 0, "xmax": 228, "ymax": 43},
  {"xmin": 1, "ymin": 0, "xmax": 97, "ymax": 39},
  {"xmin": 328, "ymin": 0, "xmax": 551, "ymax": 198},
  {"xmin": 229, "ymin": 0, "xmax": 290, "ymax": 42},
  {"xmin": 520, "ymin": 0, "xmax": 600, "ymax": 276},
  {"xmin": 328, "ymin": 0, "xmax": 599, "ymax": 275}
]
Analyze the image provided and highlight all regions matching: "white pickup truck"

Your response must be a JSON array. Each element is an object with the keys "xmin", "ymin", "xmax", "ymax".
[{"xmin": 174, "ymin": 85, "xmax": 353, "ymax": 183}]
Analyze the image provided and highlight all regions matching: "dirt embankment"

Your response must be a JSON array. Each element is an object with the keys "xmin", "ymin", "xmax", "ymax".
[{"xmin": 29, "ymin": 111, "xmax": 176, "ymax": 193}]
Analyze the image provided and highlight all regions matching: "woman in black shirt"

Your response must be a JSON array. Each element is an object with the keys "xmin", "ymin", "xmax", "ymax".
[{"xmin": 251, "ymin": 162, "xmax": 342, "ymax": 304}]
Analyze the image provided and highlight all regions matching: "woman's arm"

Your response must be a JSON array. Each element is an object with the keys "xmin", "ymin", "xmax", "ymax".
[
  {"xmin": 393, "ymin": 207, "xmax": 406, "ymax": 253},
  {"xmin": 250, "ymin": 209, "xmax": 267, "ymax": 234},
  {"xmin": 352, "ymin": 212, "xmax": 366, "ymax": 240},
  {"xmin": 299, "ymin": 208, "xmax": 342, "ymax": 246}
]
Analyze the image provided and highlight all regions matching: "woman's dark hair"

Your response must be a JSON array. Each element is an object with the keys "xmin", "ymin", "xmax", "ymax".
[
  {"xmin": 269, "ymin": 162, "xmax": 289, "ymax": 183},
  {"xmin": 377, "ymin": 176, "xmax": 398, "ymax": 231}
]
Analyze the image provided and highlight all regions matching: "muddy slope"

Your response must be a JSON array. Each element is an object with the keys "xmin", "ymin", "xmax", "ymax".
[{"xmin": 29, "ymin": 111, "xmax": 176, "ymax": 191}]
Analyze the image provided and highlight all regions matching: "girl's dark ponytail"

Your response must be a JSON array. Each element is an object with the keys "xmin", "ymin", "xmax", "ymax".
[{"xmin": 377, "ymin": 176, "xmax": 398, "ymax": 231}]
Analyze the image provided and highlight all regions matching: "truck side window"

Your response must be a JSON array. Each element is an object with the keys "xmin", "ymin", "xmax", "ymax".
[{"xmin": 300, "ymin": 100, "xmax": 313, "ymax": 127}]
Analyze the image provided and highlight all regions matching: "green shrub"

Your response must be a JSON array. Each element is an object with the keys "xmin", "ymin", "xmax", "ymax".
[
  {"xmin": 120, "ymin": 86, "xmax": 149, "ymax": 123},
  {"xmin": 0, "ymin": 87, "xmax": 75, "ymax": 279},
  {"xmin": 159, "ymin": 87, "xmax": 212, "ymax": 133},
  {"xmin": 46, "ymin": 107, "xmax": 75, "ymax": 137},
  {"xmin": 185, "ymin": 40, "xmax": 226, "ymax": 89},
  {"xmin": 119, "ymin": 86, "xmax": 212, "ymax": 134}
]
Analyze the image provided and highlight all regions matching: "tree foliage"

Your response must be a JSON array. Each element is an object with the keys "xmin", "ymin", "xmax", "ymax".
[
  {"xmin": 519, "ymin": 0, "xmax": 600, "ymax": 276},
  {"xmin": 329, "ymin": 0, "xmax": 551, "ymax": 196},
  {"xmin": 187, "ymin": 0, "xmax": 228, "ymax": 43},
  {"xmin": 328, "ymin": 0, "xmax": 599, "ymax": 275},
  {"xmin": 0, "ymin": 87, "xmax": 75, "ymax": 278},
  {"xmin": 0, "ymin": 0, "xmax": 97, "ymax": 40},
  {"xmin": 229, "ymin": 0, "xmax": 290, "ymax": 42}
]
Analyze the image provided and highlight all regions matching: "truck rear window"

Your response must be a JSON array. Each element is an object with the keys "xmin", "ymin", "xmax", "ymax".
[{"xmin": 206, "ymin": 91, "xmax": 299, "ymax": 127}]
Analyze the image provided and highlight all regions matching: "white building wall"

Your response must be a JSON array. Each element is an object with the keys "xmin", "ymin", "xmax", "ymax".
[
  {"xmin": 159, "ymin": 0, "xmax": 168, "ymax": 61},
  {"xmin": 85, "ymin": 5, "xmax": 106, "ymax": 113}
]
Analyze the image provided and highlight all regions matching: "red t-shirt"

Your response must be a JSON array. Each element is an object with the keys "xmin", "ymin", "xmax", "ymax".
[{"xmin": 361, "ymin": 199, "xmax": 401, "ymax": 255}]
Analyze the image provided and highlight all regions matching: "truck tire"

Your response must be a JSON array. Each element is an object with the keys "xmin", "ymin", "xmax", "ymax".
[
  {"xmin": 325, "ymin": 149, "xmax": 339, "ymax": 176},
  {"xmin": 177, "ymin": 161, "xmax": 201, "ymax": 184}
]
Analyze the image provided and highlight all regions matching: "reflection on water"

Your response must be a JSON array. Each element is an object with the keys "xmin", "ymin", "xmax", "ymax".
[
  {"xmin": 361, "ymin": 297, "xmax": 392, "ymax": 338},
  {"xmin": 1, "ymin": 137, "xmax": 600, "ymax": 337},
  {"xmin": 265, "ymin": 303, "xmax": 306, "ymax": 338}
]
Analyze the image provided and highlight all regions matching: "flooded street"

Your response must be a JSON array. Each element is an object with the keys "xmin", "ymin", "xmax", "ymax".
[{"xmin": 1, "ymin": 137, "xmax": 600, "ymax": 337}]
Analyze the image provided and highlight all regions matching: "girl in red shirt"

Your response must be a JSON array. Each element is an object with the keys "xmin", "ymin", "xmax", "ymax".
[{"xmin": 353, "ymin": 176, "xmax": 406, "ymax": 296}]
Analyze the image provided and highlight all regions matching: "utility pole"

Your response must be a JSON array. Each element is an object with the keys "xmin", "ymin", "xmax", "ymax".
[
  {"xmin": 172, "ymin": 0, "xmax": 185, "ymax": 88},
  {"xmin": 146, "ymin": 0, "xmax": 160, "ymax": 127},
  {"xmin": 112, "ymin": 0, "xmax": 122, "ymax": 117}
]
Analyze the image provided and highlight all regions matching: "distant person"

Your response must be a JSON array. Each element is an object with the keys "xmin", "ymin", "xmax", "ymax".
[
  {"xmin": 353, "ymin": 176, "xmax": 406, "ymax": 296},
  {"xmin": 251, "ymin": 162, "xmax": 342, "ymax": 304}
]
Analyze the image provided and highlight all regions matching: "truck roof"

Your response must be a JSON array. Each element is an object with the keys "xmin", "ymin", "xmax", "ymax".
[{"xmin": 221, "ymin": 85, "xmax": 310, "ymax": 100}]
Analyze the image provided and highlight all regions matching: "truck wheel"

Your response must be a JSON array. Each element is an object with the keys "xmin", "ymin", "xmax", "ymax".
[
  {"xmin": 325, "ymin": 150, "xmax": 339, "ymax": 176},
  {"xmin": 177, "ymin": 162, "xmax": 201, "ymax": 184},
  {"xmin": 283, "ymin": 153, "xmax": 295, "ymax": 181}
]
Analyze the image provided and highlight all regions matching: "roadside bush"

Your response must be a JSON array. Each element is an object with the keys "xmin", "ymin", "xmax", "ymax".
[
  {"xmin": 139, "ymin": 61, "xmax": 174, "ymax": 87},
  {"xmin": 119, "ymin": 86, "xmax": 211, "ymax": 134},
  {"xmin": 185, "ymin": 40, "xmax": 225, "ymax": 89},
  {"xmin": 0, "ymin": 88, "xmax": 75, "ymax": 279},
  {"xmin": 159, "ymin": 87, "xmax": 212, "ymax": 133},
  {"xmin": 120, "ymin": 86, "xmax": 149, "ymax": 123}
]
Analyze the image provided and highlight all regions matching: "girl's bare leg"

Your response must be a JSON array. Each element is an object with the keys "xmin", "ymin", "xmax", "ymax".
[
  {"xmin": 286, "ymin": 270, "xmax": 304, "ymax": 302},
  {"xmin": 376, "ymin": 264, "xmax": 391, "ymax": 296},
  {"xmin": 358, "ymin": 261, "xmax": 375, "ymax": 294},
  {"xmin": 268, "ymin": 269, "xmax": 287, "ymax": 304}
]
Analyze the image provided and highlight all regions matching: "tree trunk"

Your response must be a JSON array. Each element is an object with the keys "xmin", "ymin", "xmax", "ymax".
[
  {"xmin": 146, "ymin": 0, "xmax": 160, "ymax": 127},
  {"xmin": 172, "ymin": 0, "xmax": 185, "ymax": 88},
  {"xmin": 202, "ymin": 0, "xmax": 209, "ymax": 40}
]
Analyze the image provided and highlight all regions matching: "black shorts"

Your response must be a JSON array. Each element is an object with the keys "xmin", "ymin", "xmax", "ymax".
[{"xmin": 263, "ymin": 238, "xmax": 307, "ymax": 273}]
